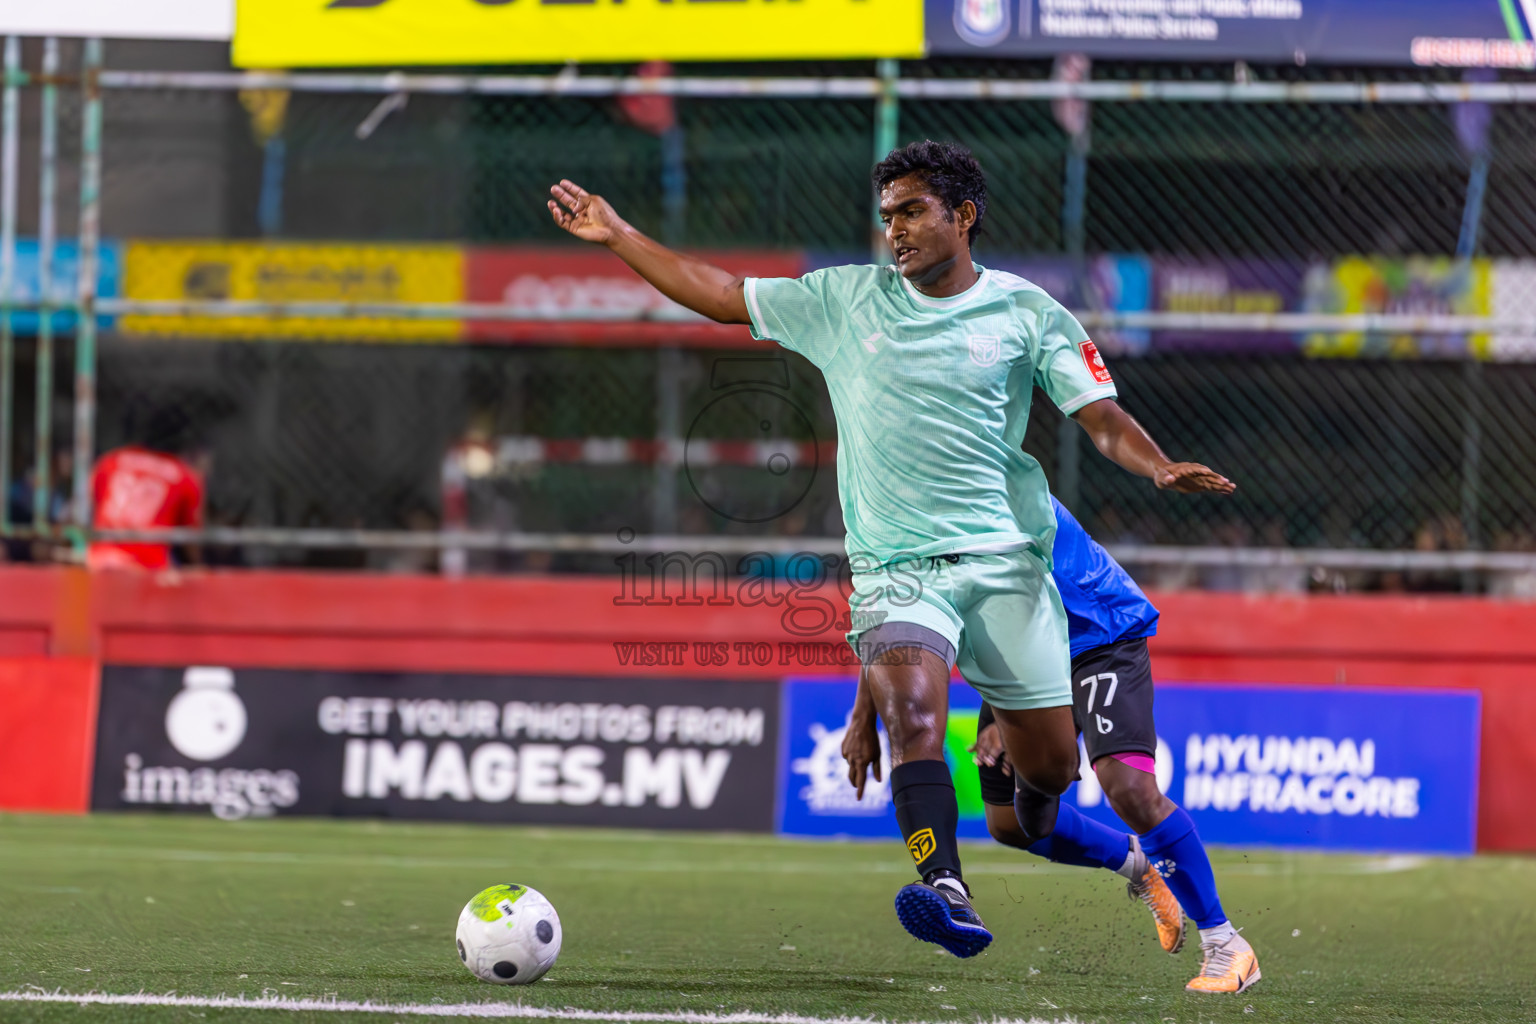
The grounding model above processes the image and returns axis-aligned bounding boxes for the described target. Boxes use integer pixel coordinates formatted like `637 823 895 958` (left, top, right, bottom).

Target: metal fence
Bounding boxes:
4 40 1536 592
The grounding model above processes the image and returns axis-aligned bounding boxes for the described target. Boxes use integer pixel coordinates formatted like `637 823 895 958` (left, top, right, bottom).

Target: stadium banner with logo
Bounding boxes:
233 0 924 68
778 678 1480 854
1301 256 1491 360
91 666 780 831
3 240 121 335
0 0 233 40
932 0 1532 67
121 241 463 342
1151 258 1304 355
466 248 801 348
779 678 994 840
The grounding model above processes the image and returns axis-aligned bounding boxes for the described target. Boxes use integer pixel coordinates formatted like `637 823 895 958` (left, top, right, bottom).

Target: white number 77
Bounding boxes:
1077 671 1119 713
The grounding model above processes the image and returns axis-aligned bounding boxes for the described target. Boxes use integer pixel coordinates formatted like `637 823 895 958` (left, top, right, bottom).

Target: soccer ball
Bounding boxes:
455 883 563 984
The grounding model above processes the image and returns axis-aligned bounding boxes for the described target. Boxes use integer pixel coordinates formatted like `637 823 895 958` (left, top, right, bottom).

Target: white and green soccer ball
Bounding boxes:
455 883 563 985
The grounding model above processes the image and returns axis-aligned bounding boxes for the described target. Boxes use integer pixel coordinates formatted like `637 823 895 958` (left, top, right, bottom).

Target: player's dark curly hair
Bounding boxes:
872 140 987 244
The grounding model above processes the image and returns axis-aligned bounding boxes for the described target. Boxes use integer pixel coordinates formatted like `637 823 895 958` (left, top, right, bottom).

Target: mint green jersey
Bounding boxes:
745 264 1117 566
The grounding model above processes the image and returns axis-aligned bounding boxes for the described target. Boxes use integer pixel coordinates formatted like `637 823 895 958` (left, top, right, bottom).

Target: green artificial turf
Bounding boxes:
0 813 1532 1024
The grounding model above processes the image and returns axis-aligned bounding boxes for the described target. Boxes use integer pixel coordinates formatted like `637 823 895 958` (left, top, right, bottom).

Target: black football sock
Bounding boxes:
891 759 963 885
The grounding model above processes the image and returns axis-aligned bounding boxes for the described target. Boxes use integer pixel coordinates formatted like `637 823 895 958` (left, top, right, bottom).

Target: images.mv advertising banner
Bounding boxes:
93 667 780 832
779 679 1480 854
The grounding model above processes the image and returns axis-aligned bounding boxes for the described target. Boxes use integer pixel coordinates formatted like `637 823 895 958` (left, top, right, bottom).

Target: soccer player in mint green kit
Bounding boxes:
547 140 1233 960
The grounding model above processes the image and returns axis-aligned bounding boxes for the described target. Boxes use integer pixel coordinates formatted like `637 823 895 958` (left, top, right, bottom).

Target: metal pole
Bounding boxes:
72 38 103 536
870 58 898 265
90 69 1536 104
651 346 680 536
1454 86 1488 592
1456 152 1490 260
76 298 1535 336
34 38 58 531
0 37 18 537
1461 360 1483 593
652 128 688 537
1058 126 1088 515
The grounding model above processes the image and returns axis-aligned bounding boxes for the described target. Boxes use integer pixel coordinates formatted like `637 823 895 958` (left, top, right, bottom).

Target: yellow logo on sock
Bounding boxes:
906 828 936 865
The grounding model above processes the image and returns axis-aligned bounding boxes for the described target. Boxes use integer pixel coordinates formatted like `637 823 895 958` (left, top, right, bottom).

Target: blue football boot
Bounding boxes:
894 877 993 958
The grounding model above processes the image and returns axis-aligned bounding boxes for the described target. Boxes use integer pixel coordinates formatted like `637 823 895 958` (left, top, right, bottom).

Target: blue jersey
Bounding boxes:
1050 496 1159 658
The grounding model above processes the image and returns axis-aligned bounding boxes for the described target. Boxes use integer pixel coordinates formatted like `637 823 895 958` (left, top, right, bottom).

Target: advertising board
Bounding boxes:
92 667 780 831
2 240 120 335
779 678 993 840
0 1 233 40
1302 256 1491 359
930 0 1531 67
1151 258 1303 354
234 0 924 68
779 678 1480 854
466 248 799 348
120 241 462 342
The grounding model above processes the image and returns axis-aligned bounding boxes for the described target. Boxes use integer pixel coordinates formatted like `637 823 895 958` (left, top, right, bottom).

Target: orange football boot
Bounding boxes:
1185 932 1261 994
1127 862 1186 954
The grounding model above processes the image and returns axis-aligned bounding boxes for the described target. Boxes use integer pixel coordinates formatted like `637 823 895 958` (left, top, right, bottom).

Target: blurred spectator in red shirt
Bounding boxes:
89 412 206 572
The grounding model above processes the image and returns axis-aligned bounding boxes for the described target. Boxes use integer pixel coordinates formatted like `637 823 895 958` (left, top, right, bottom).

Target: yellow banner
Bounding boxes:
122 241 463 342
233 0 925 67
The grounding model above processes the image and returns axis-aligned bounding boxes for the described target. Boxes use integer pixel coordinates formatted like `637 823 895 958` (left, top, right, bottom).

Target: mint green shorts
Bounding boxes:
844 549 1073 711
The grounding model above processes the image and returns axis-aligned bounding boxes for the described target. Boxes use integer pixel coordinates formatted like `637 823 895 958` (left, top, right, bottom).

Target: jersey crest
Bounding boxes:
968 334 1001 368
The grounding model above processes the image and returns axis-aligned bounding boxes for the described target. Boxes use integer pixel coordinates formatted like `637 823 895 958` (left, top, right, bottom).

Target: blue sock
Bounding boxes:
1138 807 1227 929
1024 803 1131 872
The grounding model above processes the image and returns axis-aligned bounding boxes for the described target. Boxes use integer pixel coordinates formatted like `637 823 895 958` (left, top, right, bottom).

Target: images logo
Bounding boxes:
120 666 301 820
165 666 247 761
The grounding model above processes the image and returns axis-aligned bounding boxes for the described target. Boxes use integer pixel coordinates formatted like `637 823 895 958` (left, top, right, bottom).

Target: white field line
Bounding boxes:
0 991 1073 1024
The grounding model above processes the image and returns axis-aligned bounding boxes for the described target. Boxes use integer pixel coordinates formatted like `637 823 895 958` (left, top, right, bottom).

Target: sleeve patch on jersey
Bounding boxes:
1080 340 1113 384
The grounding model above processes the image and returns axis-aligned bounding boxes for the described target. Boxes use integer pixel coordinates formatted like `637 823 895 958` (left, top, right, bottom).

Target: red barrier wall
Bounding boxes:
0 567 1530 849
0 657 98 813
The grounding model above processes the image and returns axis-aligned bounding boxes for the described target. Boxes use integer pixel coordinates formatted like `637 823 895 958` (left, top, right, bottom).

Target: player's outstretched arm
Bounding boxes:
1071 398 1236 495
547 179 750 324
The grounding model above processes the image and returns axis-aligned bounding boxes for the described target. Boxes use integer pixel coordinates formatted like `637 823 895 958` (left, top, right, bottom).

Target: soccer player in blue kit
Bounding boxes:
844 497 1261 994
548 140 1233 967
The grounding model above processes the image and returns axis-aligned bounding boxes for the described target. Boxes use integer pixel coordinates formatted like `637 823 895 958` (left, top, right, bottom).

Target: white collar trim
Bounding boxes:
899 266 991 309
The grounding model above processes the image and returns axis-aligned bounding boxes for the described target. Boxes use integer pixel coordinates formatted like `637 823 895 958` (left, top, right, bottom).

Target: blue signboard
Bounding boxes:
778 678 1480 854
779 677 992 840
1109 684 1481 854
1 240 121 334
930 0 1528 66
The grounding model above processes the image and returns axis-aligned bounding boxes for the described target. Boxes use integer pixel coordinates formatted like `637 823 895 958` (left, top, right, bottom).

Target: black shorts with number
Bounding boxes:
976 636 1157 806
